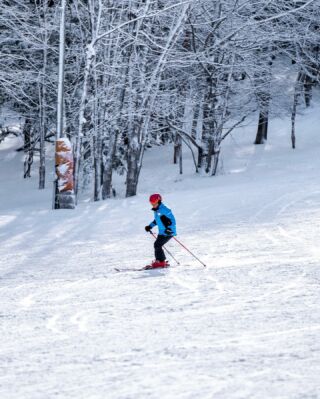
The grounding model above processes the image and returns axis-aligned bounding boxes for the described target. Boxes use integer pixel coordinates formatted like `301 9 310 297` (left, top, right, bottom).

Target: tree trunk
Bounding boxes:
23 118 33 178
291 71 304 149
211 145 220 176
200 82 216 174
93 135 102 201
102 131 118 200
93 65 101 202
74 44 95 200
126 147 140 197
173 133 181 164
39 92 46 188
253 50 272 145
254 110 269 144
197 147 204 170
39 8 48 189
205 139 214 174
178 135 183 174
304 74 313 107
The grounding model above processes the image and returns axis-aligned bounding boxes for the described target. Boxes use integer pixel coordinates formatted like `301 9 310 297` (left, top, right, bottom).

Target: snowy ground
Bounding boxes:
1 107 320 398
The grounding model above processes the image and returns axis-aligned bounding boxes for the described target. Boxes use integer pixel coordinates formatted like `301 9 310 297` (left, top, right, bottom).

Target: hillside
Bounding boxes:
1 104 320 399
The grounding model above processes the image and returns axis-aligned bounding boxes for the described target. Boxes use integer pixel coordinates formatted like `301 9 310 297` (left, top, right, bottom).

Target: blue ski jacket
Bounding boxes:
148 203 177 236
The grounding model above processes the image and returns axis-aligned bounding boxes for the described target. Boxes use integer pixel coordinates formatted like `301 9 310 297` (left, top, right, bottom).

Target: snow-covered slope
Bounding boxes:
1 106 320 399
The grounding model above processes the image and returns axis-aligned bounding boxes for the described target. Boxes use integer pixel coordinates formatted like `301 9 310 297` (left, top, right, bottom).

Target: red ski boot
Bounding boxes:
145 260 170 270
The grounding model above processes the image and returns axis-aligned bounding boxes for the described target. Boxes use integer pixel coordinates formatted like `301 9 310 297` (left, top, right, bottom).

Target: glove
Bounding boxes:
164 227 173 236
145 225 152 232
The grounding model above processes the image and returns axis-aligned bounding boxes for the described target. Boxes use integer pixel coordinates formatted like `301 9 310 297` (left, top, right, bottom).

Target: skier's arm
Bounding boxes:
149 219 157 228
160 212 175 228
145 219 157 232
160 209 176 235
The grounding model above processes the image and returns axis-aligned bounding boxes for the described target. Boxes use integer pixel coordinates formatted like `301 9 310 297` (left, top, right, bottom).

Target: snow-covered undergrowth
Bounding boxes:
1 106 320 398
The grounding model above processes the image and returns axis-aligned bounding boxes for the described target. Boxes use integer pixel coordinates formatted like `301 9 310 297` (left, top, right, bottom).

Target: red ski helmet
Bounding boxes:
149 193 162 204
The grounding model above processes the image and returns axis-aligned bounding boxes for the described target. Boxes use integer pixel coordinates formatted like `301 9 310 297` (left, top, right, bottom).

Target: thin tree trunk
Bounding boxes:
173 134 183 173
93 61 101 202
173 133 181 164
179 136 183 175
291 71 304 149
23 118 33 178
93 135 102 201
200 82 215 173
39 4 48 189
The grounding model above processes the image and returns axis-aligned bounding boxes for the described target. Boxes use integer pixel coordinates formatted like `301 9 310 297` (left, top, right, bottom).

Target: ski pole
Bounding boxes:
173 237 206 268
150 231 180 265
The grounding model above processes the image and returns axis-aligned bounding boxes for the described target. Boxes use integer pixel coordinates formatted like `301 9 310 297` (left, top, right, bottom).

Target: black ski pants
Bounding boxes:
154 235 172 261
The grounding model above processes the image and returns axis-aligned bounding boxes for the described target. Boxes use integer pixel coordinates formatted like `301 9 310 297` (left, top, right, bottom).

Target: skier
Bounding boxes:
145 193 177 268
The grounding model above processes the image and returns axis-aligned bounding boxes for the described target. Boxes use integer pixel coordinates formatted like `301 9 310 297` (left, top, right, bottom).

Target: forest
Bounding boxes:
0 0 319 208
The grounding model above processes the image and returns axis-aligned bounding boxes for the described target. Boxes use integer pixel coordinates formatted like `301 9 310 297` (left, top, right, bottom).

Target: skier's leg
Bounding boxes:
154 235 172 261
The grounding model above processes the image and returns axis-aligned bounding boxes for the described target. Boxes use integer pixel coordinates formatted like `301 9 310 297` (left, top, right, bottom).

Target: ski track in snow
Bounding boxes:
1 124 320 398
1 197 320 399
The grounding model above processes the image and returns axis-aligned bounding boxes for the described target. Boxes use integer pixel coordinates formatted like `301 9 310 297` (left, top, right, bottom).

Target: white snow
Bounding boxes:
1 104 320 398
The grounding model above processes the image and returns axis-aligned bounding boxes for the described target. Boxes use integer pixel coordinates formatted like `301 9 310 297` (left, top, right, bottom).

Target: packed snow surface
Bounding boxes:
1 108 320 398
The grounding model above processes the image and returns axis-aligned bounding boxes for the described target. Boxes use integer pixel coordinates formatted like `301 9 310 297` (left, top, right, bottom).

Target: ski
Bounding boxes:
114 265 170 273
114 267 147 272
